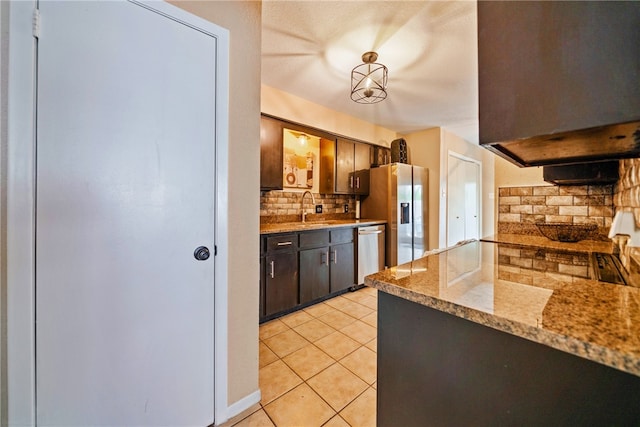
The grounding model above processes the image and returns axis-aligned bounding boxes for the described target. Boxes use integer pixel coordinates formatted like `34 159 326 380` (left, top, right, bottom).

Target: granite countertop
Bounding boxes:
364 239 640 377
482 233 615 254
260 218 386 235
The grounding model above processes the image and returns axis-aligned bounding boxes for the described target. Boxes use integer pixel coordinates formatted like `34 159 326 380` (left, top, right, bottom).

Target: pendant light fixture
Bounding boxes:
351 51 388 104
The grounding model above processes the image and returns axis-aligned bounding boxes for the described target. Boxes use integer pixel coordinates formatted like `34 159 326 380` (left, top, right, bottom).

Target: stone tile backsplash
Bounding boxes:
260 191 356 221
498 185 614 239
614 159 640 221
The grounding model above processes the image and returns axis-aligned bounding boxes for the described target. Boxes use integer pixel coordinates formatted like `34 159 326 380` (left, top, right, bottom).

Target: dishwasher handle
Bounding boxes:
359 230 383 235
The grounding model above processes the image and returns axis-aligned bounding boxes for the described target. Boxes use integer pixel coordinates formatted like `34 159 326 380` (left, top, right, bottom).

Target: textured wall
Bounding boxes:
614 159 640 221
260 191 356 219
497 185 614 239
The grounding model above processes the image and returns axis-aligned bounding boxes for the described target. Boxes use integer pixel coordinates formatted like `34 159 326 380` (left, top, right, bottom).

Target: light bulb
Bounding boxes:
364 77 374 97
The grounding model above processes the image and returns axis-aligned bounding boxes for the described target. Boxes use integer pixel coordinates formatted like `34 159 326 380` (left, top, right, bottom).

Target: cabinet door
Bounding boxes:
299 247 330 304
353 142 371 195
335 139 355 193
330 242 355 293
260 115 284 190
265 251 298 316
354 142 371 171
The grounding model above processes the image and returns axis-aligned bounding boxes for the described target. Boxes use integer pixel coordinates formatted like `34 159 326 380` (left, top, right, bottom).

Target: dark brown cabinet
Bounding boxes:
260 115 284 190
478 1 640 167
299 231 331 305
260 227 357 322
329 242 354 293
321 138 371 195
299 228 355 303
263 234 298 317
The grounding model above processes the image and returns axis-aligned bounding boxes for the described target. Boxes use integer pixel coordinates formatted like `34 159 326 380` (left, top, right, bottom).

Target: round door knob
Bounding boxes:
194 246 210 261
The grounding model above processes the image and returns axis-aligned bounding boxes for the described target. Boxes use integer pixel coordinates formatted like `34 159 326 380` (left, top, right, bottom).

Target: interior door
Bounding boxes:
447 154 480 246
464 160 480 240
447 155 466 246
36 2 216 426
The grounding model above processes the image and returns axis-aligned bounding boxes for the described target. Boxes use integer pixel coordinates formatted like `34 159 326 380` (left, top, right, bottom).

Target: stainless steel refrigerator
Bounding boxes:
361 163 428 267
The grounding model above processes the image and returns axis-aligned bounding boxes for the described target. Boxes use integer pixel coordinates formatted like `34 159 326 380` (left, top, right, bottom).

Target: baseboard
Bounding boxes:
217 389 261 426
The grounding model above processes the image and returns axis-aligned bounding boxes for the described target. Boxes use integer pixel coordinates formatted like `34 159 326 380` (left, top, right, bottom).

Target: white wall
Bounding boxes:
404 128 441 250
262 84 398 147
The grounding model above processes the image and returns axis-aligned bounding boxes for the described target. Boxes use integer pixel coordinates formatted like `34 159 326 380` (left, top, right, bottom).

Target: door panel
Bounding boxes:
265 252 299 315
336 139 355 193
464 161 480 240
36 2 216 425
412 166 428 259
395 164 413 265
299 247 330 304
330 242 355 293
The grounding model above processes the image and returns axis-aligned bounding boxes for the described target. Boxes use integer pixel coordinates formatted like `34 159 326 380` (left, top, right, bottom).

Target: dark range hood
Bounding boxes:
478 1 640 170
482 120 640 168
542 161 619 186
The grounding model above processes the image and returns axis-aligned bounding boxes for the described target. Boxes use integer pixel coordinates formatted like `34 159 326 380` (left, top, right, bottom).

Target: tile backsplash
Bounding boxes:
614 159 640 220
498 184 614 239
260 191 356 222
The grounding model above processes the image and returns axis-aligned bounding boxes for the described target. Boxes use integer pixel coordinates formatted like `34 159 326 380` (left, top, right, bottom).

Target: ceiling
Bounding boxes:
261 0 479 143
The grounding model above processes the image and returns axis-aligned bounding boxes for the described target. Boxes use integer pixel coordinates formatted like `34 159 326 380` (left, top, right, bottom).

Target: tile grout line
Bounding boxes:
254 289 378 427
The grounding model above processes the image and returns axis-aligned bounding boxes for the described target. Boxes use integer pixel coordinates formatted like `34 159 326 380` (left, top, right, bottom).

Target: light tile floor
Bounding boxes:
222 286 378 427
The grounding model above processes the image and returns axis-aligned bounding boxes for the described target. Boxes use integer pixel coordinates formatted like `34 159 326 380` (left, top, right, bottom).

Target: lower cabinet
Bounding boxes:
329 242 354 293
263 234 298 317
260 227 356 322
299 246 330 305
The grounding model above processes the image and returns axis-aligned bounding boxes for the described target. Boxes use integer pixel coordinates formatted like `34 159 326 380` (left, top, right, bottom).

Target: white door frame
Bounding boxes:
446 150 482 246
6 1 230 424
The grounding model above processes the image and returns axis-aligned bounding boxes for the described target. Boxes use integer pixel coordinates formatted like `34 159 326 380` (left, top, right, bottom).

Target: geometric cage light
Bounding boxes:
350 51 388 104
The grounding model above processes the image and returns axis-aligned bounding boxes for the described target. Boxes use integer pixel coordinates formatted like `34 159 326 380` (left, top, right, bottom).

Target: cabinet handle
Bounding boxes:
349 176 354 189
276 241 293 246
356 176 360 189
332 249 338 264
270 260 275 278
321 252 328 264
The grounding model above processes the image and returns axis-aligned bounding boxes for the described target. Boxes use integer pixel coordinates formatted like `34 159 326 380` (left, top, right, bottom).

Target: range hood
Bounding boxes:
482 120 640 168
542 161 619 186
478 1 640 168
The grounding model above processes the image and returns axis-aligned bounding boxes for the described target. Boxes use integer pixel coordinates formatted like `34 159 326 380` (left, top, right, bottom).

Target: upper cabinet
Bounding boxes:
260 115 285 190
320 138 371 195
478 1 640 167
260 114 334 191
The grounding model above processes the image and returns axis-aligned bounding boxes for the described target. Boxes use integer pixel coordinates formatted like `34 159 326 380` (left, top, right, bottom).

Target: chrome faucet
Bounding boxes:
301 191 316 222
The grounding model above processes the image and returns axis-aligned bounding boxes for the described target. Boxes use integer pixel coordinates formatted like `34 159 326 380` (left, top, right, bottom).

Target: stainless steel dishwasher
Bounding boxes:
357 225 386 284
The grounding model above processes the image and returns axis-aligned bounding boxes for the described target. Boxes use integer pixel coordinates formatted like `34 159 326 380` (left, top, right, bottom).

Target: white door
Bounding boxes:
447 153 480 246
463 160 480 241
36 2 217 426
447 155 466 246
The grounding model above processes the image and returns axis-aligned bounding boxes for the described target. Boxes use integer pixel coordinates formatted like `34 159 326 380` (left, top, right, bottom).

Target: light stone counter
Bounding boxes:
260 218 386 235
365 239 640 376
481 232 615 254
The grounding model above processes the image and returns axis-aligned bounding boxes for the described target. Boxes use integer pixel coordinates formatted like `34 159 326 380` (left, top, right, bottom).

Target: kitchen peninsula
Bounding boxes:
365 239 640 426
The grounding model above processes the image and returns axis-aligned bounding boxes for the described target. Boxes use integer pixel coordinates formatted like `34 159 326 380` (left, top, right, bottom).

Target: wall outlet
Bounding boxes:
315 204 323 214
344 204 349 213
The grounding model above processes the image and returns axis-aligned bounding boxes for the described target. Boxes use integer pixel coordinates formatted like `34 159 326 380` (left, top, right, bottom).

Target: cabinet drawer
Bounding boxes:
299 230 330 249
266 234 297 252
331 228 354 244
